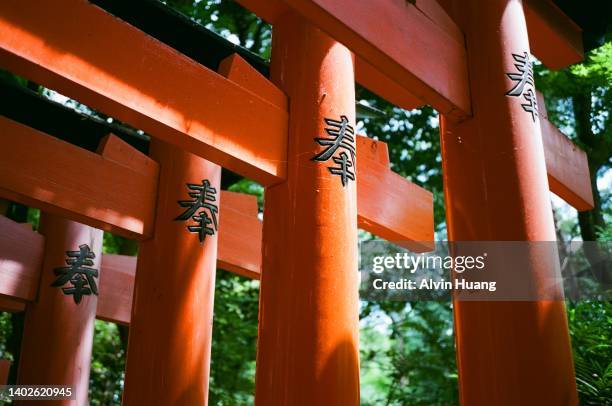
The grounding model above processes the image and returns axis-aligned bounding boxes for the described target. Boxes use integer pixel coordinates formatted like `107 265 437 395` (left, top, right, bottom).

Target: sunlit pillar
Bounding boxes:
440 0 578 404
122 140 221 405
255 11 360 405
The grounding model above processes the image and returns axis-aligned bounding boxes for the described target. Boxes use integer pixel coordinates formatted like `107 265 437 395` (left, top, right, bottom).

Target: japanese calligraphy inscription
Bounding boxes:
505 51 538 122
312 115 356 187
52 244 99 304
175 179 219 243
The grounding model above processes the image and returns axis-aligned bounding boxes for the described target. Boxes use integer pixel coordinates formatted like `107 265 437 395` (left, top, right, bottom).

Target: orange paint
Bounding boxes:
0 0 287 185
537 92 593 211
217 52 435 249
356 136 434 251
440 0 578 404
0 296 25 313
96 254 136 326
17 214 103 405
216 191 262 279
237 0 470 118
0 192 263 325
524 0 583 69
0 118 158 239
255 12 359 405
0 215 44 301
218 53 288 111
122 140 220 405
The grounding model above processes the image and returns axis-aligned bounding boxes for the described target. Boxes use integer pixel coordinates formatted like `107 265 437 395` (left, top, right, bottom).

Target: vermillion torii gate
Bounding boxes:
0 0 596 405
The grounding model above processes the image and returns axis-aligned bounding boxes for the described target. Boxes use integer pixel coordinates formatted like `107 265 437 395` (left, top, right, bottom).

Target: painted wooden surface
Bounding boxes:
0 295 25 312
96 254 136 326
524 0 583 69
440 0 578 404
237 0 470 119
0 216 43 302
0 118 158 239
255 13 360 404
122 141 220 405
438 0 583 70
0 0 288 186
0 359 10 385
18 215 103 405
537 91 593 211
217 191 262 279
221 53 435 247
357 136 434 251
0 193 263 324
218 54 287 111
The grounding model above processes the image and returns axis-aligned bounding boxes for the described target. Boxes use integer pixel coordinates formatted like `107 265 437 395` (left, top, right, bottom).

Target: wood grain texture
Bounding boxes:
0 0 288 185
217 191 262 279
0 118 157 239
96 254 136 325
0 215 44 301
538 93 593 210
524 0 583 70
218 51 435 249
357 136 434 252
218 53 288 111
237 0 470 118
17 215 103 405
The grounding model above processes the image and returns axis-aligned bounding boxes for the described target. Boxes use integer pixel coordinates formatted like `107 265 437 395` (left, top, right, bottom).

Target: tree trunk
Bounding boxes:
572 91 611 288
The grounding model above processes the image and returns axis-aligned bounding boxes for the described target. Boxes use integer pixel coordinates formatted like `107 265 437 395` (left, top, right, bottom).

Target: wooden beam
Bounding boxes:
524 0 583 69
0 216 43 301
96 254 136 326
17 215 103 404
218 53 287 111
440 1 578 402
0 117 158 239
537 92 593 210
217 191 262 279
221 54 435 247
0 0 288 186
236 0 470 118
357 136 434 252
0 296 25 312
440 0 582 70
0 193 263 324
355 60 424 111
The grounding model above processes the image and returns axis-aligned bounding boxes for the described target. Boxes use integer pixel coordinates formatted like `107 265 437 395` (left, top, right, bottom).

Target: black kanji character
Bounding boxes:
175 179 219 243
505 51 539 121
312 115 356 187
187 210 216 243
52 244 98 304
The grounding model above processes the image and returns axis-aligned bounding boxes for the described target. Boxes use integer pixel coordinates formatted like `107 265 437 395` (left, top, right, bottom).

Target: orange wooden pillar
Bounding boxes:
17 214 103 405
255 11 360 405
440 0 578 404
122 140 220 405
0 359 10 385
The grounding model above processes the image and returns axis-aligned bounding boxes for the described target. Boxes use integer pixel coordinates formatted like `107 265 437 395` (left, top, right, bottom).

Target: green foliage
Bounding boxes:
209 271 259 405
164 0 271 58
0 3 608 406
228 178 264 210
357 96 446 231
535 37 611 171
567 301 612 405
0 313 12 360
360 302 458 405
89 321 125 406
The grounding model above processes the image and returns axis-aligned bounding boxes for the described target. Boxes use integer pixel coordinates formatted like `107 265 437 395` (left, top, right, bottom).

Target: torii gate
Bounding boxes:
0 0 595 405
